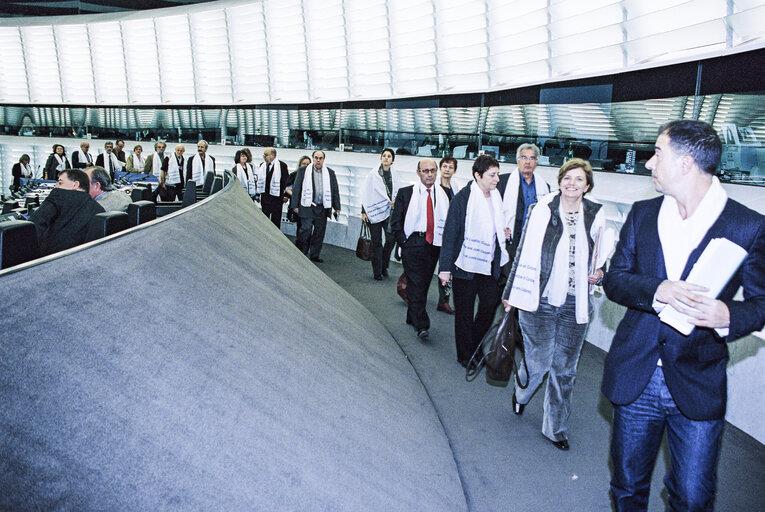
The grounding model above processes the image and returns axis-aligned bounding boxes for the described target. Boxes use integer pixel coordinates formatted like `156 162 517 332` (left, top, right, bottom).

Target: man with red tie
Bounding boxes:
390 158 450 339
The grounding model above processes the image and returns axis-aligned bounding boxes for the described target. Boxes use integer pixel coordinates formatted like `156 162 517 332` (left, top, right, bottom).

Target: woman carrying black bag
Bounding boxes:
438 155 511 370
360 148 398 280
501 159 609 451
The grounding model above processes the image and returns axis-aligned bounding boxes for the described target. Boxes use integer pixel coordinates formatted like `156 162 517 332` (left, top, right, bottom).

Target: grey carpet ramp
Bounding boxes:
0 182 467 511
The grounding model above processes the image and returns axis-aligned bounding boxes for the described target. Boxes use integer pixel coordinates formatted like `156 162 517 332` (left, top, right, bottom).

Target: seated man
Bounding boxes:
85 166 132 212
29 169 105 256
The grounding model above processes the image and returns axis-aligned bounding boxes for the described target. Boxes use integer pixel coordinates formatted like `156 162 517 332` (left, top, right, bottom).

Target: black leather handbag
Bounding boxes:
355 222 373 261
466 308 528 388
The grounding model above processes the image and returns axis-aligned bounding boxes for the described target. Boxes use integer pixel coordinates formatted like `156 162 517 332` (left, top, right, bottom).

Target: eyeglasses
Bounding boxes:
419 168 437 173
519 155 538 161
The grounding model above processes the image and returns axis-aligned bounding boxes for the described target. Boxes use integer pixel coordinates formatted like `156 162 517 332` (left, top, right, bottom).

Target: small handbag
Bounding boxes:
396 272 408 303
466 307 528 388
355 222 373 261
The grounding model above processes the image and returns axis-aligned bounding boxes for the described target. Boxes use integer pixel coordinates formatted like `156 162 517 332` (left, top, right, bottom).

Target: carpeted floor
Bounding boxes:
314 241 765 512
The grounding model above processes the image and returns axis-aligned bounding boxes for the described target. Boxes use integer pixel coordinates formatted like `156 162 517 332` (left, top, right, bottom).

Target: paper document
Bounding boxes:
659 238 748 335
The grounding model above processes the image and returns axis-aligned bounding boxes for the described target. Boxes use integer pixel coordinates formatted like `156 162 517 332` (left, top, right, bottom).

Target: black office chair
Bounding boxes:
85 211 130 242
182 181 197 208
201 172 216 195
2 200 17 214
0 220 40 269
210 176 223 194
127 200 156 226
130 186 152 202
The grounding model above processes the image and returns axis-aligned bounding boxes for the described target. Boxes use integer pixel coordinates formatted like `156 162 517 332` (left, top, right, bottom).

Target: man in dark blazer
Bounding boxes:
289 150 341 262
95 141 124 181
258 147 290 228
390 158 448 339
602 120 765 511
29 168 105 256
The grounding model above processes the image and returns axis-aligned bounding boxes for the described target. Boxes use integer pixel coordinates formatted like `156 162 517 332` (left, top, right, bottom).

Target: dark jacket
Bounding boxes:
43 154 71 181
438 185 506 281
602 196 765 420
71 151 93 169
261 160 290 199
502 193 601 302
288 166 341 217
29 188 105 256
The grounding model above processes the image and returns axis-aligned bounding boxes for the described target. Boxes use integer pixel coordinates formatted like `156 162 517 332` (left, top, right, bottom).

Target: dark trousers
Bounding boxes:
369 218 395 277
261 195 283 228
296 205 328 259
401 235 440 330
162 184 183 202
452 274 502 362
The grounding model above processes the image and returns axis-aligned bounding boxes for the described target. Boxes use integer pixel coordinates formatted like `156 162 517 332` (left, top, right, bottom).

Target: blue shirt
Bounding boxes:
520 173 538 225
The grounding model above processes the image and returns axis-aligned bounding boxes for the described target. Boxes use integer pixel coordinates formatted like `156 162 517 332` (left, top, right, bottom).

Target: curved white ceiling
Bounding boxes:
0 0 763 105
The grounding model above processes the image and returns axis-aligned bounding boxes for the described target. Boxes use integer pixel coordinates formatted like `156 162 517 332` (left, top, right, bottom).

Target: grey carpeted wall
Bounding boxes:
0 182 467 511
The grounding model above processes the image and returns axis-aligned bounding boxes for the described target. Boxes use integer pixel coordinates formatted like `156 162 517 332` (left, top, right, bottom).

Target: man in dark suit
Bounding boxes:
602 120 765 511
289 150 341 262
71 141 94 169
95 141 124 181
390 158 449 339
29 168 105 256
258 147 290 228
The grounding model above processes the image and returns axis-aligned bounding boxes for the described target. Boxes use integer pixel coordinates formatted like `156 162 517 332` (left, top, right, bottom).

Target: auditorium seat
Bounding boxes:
0 219 40 269
210 176 223 194
181 182 197 207
85 211 130 242
2 200 16 214
201 172 215 195
130 186 152 202
127 200 156 226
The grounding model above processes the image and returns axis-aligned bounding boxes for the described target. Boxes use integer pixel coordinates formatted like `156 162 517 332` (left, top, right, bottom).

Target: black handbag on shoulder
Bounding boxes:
355 222 373 261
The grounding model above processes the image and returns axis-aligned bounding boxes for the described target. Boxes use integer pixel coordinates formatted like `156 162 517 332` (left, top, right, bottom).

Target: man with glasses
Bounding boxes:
289 150 341 262
257 147 290 228
390 158 450 339
499 143 551 259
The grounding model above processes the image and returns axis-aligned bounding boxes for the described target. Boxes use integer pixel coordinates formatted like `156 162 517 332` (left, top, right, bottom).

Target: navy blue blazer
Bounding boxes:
602 196 765 420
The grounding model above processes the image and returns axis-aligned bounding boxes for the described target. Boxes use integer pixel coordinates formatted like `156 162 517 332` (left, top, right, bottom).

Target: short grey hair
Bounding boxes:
88 166 112 191
516 143 540 161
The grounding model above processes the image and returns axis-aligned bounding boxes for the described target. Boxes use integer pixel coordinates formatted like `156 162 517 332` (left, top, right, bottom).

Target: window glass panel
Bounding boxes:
190 9 232 104
155 15 195 103
56 24 95 105
0 27 29 103
228 2 269 103
122 18 160 104
265 0 308 102
88 21 128 104
21 25 62 103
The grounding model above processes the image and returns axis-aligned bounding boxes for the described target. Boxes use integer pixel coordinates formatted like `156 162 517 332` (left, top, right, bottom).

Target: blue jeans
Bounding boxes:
516 295 589 442
610 366 724 512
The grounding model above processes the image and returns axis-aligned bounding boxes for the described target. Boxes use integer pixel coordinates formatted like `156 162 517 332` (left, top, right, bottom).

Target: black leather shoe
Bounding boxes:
374 275 383 280
417 328 429 339
512 393 525 415
310 257 324 263
458 358 469 368
551 439 570 451
381 268 389 277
